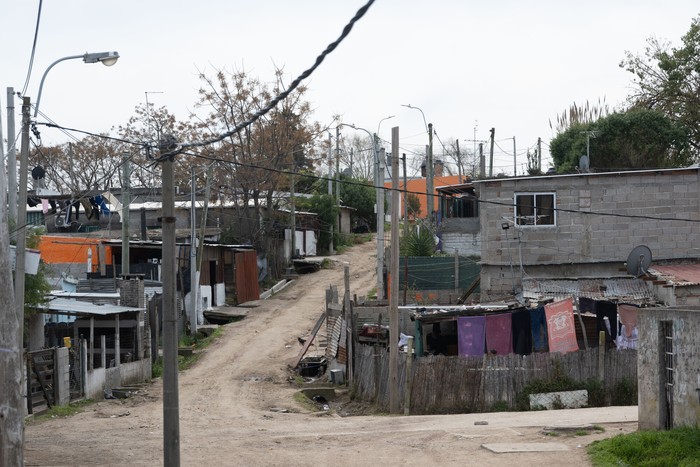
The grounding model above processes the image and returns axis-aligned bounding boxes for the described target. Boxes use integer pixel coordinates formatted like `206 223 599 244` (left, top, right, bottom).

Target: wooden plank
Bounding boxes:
293 311 326 369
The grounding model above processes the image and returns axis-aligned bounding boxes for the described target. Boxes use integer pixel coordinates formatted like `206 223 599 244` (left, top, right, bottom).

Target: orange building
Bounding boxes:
38 236 113 273
385 173 468 219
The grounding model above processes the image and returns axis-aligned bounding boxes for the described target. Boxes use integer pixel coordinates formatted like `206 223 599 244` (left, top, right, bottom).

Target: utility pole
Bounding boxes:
479 143 485 178
489 127 495 177
402 153 408 238
121 152 130 275
15 97 30 352
537 137 542 171
190 167 197 334
290 166 296 262
512 136 517 177
335 126 341 240
389 126 400 414
426 123 434 221
376 145 385 301
0 92 22 467
456 139 462 180
159 140 180 466
328 133 334 254
6 88 17 223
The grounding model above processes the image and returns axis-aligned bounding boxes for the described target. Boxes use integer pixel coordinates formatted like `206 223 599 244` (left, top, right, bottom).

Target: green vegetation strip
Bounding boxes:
588 427 700 467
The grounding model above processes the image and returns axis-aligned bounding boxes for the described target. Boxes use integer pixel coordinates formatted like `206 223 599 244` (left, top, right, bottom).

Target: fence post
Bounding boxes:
404 337 414 415
454 249 459 297
101 334 107 369
598 331 606 382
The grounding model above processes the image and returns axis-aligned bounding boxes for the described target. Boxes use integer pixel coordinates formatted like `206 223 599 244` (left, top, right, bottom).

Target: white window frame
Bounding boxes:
514 192 556 227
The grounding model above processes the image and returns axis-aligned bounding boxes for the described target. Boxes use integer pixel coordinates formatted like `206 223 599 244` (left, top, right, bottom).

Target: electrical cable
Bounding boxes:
159 0 376 158
21 0 43 96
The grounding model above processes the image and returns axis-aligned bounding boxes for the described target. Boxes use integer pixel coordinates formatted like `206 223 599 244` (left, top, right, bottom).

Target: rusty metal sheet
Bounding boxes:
522 278 656 305
649 265 700 287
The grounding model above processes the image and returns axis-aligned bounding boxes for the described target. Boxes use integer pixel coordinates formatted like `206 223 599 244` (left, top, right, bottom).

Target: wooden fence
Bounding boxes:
353 345 638 414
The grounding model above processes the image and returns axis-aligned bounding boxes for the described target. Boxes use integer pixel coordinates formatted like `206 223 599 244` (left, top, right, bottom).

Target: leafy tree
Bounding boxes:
620 15 700 159
339 174 376 231
296 194 337 254
550 109 690 172
406 193 421 220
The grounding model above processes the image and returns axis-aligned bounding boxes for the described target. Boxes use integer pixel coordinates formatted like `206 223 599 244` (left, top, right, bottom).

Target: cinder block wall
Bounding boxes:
478 170 700 300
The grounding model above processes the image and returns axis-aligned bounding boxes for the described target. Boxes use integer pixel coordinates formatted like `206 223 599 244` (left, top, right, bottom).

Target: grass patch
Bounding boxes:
293 391 317 411
29 399 94 423
152 327 225 378
588 426 700 466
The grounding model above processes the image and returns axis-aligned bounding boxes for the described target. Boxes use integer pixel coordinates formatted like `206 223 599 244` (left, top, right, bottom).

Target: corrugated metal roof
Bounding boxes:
649 265 700 287
41 297 144 315
522 278 656 305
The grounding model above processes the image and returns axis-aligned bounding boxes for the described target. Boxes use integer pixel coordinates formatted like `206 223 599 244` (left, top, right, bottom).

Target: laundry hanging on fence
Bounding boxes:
457 316 486 356
511 309 532 356
545 297 579 354
485 313 513 355
530 306 548 352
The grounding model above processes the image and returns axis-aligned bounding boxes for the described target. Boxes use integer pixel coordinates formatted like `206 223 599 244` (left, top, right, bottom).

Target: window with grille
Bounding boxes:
514 192 555 226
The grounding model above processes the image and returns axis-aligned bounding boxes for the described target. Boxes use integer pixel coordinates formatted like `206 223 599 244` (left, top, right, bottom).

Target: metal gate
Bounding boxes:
661 320 674 429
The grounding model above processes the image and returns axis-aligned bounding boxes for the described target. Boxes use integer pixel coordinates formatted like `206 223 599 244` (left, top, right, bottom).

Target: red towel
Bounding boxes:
618 304 639 338
545 297 579 354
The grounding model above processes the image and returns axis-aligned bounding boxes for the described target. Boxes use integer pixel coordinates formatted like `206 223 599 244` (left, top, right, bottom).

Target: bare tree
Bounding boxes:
194 67 320 248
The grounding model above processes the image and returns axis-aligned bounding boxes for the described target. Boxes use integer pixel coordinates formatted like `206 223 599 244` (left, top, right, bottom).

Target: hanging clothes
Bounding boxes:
530 307 548 352
511 309 532 356
545 297 579 354
578 296 596 313
485 313 513 355
457 316 486 357
596 300 618 345
616 304 639 350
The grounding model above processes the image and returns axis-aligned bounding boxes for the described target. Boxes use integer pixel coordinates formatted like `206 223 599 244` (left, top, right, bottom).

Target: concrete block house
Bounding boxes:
474 167 700 302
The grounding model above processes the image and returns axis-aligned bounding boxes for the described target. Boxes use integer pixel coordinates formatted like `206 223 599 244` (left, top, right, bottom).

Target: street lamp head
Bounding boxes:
83 51 120 66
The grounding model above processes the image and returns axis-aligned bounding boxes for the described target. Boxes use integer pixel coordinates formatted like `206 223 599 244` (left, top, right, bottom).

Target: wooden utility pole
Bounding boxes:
376 146 386 301
0 92 23 467
389 126 400 414
344 265 353 386
512 136 517 176
426 123 434 221
537 137 542 172
121 152 130 275
479 143 485 178
6 87 17 224
328 133 334 254
489 127 495 177
456 139 462 180
15 97 30 349
190 166 198 334
402 153 408 238
160 141 180 466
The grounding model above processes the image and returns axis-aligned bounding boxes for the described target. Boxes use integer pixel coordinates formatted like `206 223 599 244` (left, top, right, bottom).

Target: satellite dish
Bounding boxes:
626 245 652 277
579 155 590 173
31 165 46 180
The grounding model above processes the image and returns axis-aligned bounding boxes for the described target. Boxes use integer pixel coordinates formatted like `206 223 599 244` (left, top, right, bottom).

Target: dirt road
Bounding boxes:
24 238 637 466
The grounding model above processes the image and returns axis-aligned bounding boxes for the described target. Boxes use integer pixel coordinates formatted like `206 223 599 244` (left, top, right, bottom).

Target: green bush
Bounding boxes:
611 378 638 406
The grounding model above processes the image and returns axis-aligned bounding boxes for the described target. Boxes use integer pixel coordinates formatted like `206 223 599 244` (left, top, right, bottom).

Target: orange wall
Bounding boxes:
386 175 466 218
38 236 112 269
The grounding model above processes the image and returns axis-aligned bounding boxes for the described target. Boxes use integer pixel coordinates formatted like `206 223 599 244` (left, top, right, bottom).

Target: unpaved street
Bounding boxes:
24 238 637 466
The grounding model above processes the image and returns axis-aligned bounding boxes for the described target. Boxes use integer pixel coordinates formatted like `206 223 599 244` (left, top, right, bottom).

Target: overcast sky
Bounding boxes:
2 1 698 176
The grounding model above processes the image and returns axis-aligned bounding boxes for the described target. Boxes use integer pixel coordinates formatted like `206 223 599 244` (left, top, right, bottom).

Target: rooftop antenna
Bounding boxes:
626 245 652 277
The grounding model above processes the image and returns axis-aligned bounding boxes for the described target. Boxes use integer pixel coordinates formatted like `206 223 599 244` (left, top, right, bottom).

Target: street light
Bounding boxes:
337 121 387 301
402 104 434 220
34 51 120 117
18 50 120 342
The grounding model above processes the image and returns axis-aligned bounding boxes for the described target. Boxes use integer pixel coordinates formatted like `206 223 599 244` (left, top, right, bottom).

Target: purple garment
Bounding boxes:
485 313 513 355
457 316 486 356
